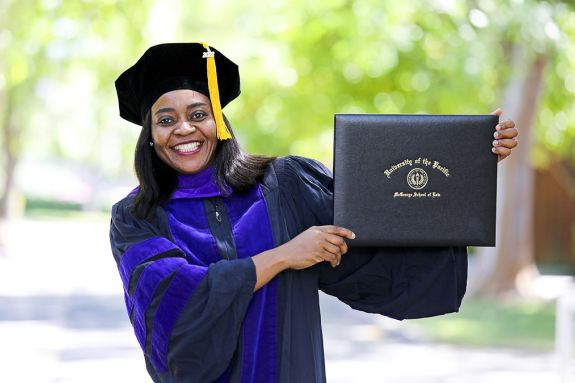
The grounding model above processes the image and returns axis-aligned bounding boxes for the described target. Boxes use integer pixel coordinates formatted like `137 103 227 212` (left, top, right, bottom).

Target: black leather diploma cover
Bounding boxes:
333 114 498 247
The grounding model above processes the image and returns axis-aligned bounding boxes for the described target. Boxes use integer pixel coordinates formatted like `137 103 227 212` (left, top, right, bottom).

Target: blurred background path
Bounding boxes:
1 218 573 383
2 1 575 381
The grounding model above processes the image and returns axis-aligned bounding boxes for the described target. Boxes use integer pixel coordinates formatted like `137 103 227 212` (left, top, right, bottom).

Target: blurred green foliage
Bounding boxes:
0 0 574 177
25 198 83 212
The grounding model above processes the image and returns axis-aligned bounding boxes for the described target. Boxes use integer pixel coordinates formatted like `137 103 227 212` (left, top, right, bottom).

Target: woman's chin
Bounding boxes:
173 161 210 175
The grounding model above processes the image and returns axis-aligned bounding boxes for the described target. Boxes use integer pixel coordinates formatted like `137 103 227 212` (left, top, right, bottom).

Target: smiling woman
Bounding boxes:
110 42 518 383
116 43 276 219
150 90 218 175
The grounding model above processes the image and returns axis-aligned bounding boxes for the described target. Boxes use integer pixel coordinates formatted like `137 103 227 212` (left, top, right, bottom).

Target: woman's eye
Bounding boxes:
158 117 174 125
190 112 207 120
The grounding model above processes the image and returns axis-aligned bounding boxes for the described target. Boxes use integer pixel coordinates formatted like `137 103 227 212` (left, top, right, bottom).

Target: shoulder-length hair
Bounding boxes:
131 113 275 218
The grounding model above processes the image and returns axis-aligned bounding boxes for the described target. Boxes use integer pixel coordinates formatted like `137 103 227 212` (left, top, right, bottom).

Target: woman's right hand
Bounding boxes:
251 225 355 291
277 225 355 269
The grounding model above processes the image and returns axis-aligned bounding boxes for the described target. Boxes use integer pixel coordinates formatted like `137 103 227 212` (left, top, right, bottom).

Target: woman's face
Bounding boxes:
150 89 217 175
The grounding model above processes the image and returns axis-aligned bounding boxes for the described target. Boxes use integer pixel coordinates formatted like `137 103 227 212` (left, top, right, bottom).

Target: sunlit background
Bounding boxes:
1 0 575 382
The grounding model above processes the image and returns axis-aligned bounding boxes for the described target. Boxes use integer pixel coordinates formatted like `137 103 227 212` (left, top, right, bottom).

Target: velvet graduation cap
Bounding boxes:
115 42 240 140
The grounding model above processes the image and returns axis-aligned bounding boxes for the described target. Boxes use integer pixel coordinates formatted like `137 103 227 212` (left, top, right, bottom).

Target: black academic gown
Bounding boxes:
110 155 467 383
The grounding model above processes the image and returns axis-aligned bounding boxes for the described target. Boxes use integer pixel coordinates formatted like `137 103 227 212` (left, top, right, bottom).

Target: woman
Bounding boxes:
110 42 518 383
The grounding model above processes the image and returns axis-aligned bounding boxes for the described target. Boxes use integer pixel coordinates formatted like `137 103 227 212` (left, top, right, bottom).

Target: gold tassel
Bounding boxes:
201 42 232 140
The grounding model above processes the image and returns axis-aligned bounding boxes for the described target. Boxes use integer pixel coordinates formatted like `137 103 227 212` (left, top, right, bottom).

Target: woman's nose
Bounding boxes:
176 121 197 134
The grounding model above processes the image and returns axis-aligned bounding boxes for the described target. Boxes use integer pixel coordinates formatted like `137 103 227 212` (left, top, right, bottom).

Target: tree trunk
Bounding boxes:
469 48 547 297
0 150 16 218
0 93 17 219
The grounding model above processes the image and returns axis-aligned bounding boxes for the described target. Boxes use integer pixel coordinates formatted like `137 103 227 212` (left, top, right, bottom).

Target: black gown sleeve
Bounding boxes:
276 155 467 320
110 197 256 382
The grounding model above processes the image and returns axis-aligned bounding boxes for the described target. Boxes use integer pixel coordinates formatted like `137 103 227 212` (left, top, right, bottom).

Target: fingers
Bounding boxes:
496 119 516 130
325 234 349 255
493 147 512 162
292 225 355 269
322 240 341 255
320 225 356 240
314 225 354 267
490 114 518 162
492 138 518 150
320 242 342 267
307 247 339 268
321 226 353 267
494 120 518 139
491 109 519 137
324 235 348 267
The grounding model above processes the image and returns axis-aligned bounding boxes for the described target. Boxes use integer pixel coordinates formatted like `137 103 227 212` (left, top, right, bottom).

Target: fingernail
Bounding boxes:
496 124 501 130
494 132 500 138
493 140 499 146
492 147 497 153
351 232 356 239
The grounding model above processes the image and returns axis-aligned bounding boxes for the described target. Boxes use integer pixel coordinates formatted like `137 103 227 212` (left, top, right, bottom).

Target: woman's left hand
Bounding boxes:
491 108 518 162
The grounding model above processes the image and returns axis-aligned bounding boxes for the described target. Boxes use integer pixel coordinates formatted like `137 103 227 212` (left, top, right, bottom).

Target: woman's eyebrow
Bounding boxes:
154 102 207 116
154 107 175 116
187 102 207 109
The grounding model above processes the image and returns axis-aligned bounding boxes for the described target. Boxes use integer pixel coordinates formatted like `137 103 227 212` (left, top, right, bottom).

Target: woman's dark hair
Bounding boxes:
131 113 276 218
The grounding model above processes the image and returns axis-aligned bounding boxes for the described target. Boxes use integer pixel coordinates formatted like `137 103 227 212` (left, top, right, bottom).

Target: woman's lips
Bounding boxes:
172 141 202 155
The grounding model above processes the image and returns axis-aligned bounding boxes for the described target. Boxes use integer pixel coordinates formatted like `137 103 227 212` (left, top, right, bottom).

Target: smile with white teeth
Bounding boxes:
173 141 201 153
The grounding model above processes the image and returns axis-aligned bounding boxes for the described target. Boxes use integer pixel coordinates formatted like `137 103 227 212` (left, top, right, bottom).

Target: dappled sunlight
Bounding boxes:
1 0 574 381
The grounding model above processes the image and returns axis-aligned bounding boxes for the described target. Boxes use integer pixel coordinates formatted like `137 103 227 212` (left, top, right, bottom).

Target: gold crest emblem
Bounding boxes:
407 168 428 190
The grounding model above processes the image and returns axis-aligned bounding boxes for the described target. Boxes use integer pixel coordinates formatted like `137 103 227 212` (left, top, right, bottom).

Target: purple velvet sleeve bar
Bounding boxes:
132 258 188 349
150 264 208 372
119 236 180 288
165 257 257 382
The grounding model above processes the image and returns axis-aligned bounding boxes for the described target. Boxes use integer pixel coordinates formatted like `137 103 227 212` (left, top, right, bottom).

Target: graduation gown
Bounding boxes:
109 155 467 383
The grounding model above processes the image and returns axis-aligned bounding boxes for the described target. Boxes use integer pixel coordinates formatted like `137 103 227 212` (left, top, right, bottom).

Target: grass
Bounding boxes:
23 198 110 221
411 298 557 351
24 208 110 221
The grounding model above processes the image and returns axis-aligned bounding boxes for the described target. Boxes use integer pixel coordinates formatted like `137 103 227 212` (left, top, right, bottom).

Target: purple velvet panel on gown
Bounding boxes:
165 167 278 382
223 183 278 383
